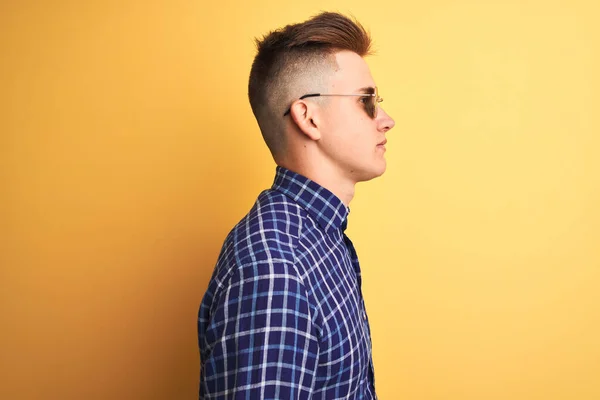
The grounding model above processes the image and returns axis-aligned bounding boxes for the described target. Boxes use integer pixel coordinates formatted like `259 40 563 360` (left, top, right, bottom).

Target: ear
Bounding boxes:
289 100 322 141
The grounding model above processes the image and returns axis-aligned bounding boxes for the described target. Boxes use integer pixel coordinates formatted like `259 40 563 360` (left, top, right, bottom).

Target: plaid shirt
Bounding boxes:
198 166 376 399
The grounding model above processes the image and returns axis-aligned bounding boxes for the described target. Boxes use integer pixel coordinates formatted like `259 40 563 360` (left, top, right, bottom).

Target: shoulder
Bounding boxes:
209 189 307 284
228 189 306 264
200 189 324 332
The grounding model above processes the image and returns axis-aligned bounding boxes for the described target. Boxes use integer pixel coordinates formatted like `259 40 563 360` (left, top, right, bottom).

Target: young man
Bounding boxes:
198 12 395 399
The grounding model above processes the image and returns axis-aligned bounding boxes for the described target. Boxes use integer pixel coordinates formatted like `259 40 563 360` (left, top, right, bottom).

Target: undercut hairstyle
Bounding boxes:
248 12 373 157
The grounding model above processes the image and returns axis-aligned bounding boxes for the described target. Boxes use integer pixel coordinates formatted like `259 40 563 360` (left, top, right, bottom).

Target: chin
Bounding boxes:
356 162 387 182
372 158 387 178
371 166 387 180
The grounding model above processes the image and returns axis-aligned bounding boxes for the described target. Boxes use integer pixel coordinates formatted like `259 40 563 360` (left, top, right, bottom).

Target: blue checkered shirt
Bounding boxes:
198 166 376 399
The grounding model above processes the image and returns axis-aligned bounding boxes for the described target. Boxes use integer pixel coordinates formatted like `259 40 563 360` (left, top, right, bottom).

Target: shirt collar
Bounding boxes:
272 166 349 232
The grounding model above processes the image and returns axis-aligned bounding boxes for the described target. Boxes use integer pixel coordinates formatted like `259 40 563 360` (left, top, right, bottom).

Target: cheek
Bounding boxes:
320 107 374 153
334 110 370 133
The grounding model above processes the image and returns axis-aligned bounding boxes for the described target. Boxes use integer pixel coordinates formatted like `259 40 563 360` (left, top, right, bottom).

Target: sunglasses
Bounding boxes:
283 86 383 119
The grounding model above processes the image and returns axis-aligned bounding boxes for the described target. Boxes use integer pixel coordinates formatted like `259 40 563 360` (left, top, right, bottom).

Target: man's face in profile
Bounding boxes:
316 50 396 183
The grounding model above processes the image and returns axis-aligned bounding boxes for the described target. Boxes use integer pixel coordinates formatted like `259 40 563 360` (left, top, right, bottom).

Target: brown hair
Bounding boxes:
248 12 373 157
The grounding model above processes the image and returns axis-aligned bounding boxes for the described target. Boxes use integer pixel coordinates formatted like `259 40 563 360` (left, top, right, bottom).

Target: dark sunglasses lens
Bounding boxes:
366 96 376 118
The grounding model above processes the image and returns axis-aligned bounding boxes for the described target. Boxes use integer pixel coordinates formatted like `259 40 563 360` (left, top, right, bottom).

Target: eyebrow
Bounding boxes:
355 86 376 94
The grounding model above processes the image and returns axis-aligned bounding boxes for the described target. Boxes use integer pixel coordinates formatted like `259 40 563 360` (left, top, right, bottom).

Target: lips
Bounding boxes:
377 139 387 146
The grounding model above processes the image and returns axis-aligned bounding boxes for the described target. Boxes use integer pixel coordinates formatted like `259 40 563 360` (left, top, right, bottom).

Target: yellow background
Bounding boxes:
1 0 599 399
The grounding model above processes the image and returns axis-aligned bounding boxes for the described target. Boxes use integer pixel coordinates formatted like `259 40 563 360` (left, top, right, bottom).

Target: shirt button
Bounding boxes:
363 311 367 320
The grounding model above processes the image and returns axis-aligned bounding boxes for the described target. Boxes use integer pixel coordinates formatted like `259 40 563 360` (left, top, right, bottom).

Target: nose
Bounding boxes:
377 107 395 132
